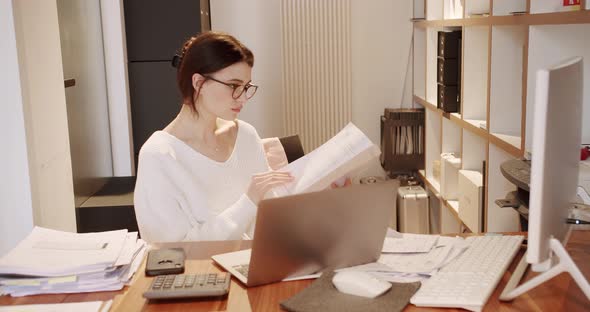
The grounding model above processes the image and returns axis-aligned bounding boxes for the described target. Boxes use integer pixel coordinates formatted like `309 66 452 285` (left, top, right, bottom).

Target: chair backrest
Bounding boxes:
279 135 305 163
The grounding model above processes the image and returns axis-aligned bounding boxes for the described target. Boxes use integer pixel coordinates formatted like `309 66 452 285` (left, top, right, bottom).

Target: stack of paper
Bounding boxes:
0 227 146 297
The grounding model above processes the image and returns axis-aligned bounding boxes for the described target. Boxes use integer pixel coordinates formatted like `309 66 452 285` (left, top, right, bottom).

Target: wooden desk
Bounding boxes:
1 231 589 311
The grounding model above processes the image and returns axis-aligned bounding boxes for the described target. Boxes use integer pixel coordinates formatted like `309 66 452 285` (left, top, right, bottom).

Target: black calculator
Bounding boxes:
143 272 230 300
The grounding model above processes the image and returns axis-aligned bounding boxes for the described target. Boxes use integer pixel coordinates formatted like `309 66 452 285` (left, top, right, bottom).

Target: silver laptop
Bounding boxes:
212 182 398 287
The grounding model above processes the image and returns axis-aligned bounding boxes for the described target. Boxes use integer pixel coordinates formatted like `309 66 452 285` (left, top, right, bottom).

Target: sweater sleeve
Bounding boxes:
134 151 258 243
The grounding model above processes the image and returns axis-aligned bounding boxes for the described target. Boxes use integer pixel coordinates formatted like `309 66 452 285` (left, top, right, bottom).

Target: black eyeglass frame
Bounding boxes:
203 75 258 100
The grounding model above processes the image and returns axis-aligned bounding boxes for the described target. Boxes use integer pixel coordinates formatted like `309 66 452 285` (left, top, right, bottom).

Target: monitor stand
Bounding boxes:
500 237 590 301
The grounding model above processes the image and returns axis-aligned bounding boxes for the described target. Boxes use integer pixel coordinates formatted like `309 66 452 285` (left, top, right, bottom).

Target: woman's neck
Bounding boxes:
165 104 218 144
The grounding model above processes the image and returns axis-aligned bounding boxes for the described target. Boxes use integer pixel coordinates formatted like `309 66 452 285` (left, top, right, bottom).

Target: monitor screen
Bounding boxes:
528 56 583 271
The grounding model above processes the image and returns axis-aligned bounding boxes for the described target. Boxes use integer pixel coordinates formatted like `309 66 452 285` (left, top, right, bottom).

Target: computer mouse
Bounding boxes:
332 271 392 298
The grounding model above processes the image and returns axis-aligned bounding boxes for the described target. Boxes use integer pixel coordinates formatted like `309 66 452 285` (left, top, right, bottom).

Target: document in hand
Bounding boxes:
272 122 381 197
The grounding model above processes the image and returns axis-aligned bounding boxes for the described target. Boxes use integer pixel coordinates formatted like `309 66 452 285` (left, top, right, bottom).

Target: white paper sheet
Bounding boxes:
272 123 381 197
381 235 440 253
0 300 111 312
114 234 146 267
378 236 467 274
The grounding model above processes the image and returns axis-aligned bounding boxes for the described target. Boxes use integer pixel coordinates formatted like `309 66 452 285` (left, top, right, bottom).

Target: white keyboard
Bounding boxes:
411 235 524 312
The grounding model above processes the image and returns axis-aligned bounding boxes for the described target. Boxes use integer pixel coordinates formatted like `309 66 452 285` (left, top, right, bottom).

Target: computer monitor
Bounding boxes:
501 56 590 301
528 56 583 270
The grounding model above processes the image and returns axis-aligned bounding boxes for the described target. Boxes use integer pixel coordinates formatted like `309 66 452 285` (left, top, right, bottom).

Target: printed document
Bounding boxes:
272 122 381 197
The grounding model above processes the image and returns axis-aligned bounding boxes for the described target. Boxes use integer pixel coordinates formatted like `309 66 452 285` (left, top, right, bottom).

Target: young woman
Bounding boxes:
134 31 294 243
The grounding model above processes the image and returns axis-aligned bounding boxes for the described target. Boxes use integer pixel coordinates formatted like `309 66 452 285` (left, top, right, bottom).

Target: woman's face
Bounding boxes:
196 61 253 120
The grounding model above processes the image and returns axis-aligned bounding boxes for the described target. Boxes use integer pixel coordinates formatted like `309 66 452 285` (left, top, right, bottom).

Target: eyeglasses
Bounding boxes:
204 76 258 100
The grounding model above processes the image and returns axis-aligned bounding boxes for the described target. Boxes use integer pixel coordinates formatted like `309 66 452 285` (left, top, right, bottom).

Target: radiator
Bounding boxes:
281 0 352 152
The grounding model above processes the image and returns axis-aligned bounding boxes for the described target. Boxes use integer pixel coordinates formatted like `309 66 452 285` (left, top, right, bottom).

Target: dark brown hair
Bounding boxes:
176 31 254 112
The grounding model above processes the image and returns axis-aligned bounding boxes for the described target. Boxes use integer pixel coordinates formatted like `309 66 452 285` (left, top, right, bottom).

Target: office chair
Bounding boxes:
279 134 305 163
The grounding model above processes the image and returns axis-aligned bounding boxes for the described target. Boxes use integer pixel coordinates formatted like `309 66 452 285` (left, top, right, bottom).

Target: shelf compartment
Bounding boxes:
419 170 466 233
526 24 590 151
413 0 425 19
443 0 463 20
489 25 526 150
425 109 442 184
418 95 523 158
419 169 441 197
442 116 461 154
491 133 520 147
426 187 441 234
427 27 461 107
447 199 459 214
415 95 439 115
440 197 462 233
486 144 521 232
426 0 443 20
414 27 426 99
493 0 527 16
426 27 442 105
462 129 486 172
462 26 489 124
465 0 490 18
464 118 487 131
530 0 583 14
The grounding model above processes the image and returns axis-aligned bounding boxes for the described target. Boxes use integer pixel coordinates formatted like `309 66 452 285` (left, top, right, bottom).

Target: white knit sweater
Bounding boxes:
134 120 270 243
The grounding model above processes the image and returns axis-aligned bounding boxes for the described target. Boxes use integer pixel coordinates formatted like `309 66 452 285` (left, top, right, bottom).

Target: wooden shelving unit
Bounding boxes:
414 10 590 28
412 0 590 234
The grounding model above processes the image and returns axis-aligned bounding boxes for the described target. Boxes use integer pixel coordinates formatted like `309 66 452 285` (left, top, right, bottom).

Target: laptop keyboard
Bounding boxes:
232 264 249 278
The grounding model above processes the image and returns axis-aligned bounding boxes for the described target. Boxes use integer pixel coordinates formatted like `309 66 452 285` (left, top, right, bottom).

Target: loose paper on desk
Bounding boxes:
331 230 468 283
320 230 469 284
378 232 468 274
272 122 381 197
381 235 439 253
0 300 112 312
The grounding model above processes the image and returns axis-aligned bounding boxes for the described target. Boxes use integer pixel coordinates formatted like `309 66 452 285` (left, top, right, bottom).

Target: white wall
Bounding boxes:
351 0 413 144
12 0 76 232
351 0 413 177
211 0 413 179
0 0 34 256
210 0 285 139
526 24 590 151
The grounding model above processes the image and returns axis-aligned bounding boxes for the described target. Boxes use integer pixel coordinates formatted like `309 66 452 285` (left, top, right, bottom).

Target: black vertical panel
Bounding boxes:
124 0 201 61
128 62 181 162
124 0 203 168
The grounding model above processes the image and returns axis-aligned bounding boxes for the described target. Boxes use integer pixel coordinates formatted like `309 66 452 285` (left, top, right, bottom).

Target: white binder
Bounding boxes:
458 170 484 233
440 153 462 200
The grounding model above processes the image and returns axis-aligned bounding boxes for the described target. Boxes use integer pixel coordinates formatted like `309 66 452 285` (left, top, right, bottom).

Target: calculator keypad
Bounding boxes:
143 273 230 300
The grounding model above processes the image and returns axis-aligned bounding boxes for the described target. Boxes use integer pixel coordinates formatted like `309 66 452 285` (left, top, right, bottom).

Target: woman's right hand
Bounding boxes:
246 171 294 204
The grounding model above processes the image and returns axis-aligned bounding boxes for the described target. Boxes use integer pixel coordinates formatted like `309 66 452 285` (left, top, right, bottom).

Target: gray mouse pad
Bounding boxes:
280 271 421 312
